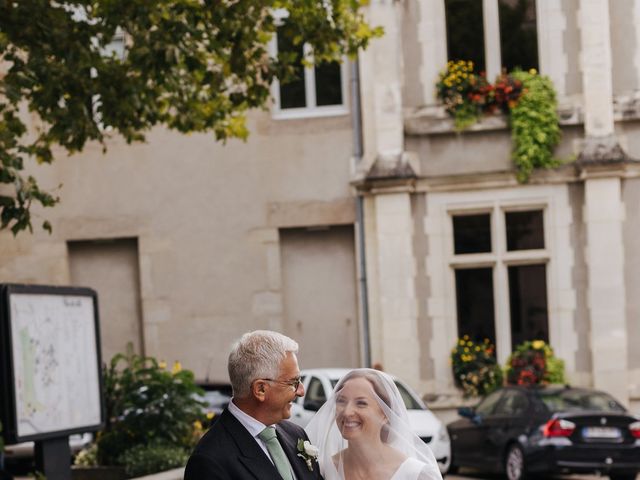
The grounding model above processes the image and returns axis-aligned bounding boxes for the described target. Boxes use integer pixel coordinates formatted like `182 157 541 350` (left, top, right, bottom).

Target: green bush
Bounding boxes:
505 340 566 386
451 336 503 397
118 444 190 478
96 345 205 471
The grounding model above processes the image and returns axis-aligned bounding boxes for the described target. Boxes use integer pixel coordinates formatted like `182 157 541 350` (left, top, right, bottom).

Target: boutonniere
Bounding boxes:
296 438 319 472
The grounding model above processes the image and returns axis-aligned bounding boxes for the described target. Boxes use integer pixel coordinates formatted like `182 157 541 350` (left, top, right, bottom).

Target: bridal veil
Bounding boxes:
305 368 443 480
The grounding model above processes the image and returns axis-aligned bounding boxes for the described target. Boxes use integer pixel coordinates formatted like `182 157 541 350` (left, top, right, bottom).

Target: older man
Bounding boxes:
185 330 323 480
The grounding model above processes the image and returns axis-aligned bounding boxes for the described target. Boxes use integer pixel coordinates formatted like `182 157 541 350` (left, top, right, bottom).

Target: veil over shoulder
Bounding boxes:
305 368 443 480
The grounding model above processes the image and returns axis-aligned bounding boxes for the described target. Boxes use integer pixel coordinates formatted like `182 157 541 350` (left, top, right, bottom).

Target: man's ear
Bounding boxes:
252 379 267 402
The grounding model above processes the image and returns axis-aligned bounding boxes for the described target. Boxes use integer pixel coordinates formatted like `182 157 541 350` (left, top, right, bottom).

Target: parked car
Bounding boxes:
289 368 451 475
195 381 232 425
447 385 640 480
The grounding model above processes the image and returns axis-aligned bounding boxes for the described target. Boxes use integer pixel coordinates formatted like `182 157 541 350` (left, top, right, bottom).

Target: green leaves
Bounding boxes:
98 345 206 468
509 70 561 182
0 0 380 233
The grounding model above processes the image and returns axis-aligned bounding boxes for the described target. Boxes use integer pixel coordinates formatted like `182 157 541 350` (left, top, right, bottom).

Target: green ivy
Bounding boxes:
509 70 562 181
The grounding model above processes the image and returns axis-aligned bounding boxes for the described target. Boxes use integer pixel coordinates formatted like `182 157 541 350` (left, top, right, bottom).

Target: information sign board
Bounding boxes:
0 284 104 443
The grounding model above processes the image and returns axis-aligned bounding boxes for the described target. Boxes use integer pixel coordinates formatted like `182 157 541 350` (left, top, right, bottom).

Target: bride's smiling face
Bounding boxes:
334 377 388 441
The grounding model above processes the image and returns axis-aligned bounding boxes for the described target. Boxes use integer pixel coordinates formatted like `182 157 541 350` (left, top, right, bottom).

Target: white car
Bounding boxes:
290 368 451 475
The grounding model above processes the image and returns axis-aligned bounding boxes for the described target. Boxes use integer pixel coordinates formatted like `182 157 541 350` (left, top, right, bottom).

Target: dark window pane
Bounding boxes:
455 268 496 345
475 389 503 416
508 264 548 349
277 27 306 109
539 390 626 413
315 61 342 106
445 0 486 73
505 210 544 250
495 390 529 415
453 214 492 254
499 0 539 71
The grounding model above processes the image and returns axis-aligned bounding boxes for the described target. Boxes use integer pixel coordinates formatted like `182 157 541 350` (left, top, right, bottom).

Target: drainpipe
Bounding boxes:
350 56 371 368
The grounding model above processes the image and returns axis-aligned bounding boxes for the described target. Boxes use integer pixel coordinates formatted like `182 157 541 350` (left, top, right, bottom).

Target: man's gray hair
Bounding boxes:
228 330 299 398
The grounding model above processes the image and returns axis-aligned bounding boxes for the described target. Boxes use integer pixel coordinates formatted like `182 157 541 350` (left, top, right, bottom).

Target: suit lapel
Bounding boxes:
219 409 282 480
276 424 313 480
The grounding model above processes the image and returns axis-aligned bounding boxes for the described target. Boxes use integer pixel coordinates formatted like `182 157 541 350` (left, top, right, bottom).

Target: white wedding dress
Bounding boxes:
390 457 434 480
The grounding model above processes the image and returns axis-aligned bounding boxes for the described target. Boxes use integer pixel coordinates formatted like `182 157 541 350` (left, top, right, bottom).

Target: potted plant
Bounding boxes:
436 61 561 181
505 339 565 386
73 346 206 479
451 336 503 398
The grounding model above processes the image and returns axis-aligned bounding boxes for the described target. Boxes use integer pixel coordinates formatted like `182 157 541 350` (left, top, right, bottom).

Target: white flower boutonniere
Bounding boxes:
296 438 319 472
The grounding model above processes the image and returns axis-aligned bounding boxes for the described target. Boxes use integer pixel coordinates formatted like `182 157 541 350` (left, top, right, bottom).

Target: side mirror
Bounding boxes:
303 399 325 412
457 406 475 419
458 406 483 424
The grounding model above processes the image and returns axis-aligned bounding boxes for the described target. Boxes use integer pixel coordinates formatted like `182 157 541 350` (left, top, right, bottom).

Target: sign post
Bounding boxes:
0 284 105 478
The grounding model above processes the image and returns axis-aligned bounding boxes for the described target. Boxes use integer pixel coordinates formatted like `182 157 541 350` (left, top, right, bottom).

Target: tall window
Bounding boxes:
270 19 347 119
451 207 549 351
444 0 486 73
444 0 538 78
498 0 538 72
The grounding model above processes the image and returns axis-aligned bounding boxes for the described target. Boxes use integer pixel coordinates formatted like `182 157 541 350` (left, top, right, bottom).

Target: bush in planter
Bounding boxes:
119 444 189 478
451 336 503 398
505 340 566 386
88 345 206 474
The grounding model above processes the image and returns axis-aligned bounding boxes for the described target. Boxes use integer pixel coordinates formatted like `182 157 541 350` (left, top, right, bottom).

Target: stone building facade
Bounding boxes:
2 0 640 414
358 0 640 414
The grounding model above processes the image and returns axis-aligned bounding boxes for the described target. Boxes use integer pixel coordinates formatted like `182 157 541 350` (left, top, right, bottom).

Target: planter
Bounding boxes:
71 466 185 480
72 466 126 480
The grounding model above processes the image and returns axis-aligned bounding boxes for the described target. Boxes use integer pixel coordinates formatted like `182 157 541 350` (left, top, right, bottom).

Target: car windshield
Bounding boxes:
539 390 626 413
329 378 423 410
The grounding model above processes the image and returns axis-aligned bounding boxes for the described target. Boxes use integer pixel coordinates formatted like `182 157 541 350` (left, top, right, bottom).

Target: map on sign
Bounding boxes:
8 293 102 438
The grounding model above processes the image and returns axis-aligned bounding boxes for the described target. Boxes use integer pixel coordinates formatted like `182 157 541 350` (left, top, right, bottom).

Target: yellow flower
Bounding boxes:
459 340 465 346
159 361 167 370
464 347 470 353
172 361 182 374
529 68 537 75
193 420 203 431
206 412 215 420
532 340 545 350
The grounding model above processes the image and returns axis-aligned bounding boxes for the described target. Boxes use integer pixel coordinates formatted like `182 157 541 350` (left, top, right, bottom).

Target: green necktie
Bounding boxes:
258 426 294 480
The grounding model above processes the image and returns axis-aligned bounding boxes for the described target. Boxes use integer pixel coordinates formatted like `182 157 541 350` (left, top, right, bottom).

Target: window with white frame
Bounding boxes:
444 0 538 78
450 206 549 351
269 16 348 119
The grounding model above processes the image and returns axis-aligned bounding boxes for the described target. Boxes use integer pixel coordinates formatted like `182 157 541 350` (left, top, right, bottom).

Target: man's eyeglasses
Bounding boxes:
259 376 302 391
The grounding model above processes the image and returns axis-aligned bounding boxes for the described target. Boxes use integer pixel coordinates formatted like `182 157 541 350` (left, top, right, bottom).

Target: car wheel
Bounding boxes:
504 444 526 480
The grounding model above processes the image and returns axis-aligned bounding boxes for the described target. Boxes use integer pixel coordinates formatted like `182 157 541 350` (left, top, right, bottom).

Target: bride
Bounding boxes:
305 368 443 480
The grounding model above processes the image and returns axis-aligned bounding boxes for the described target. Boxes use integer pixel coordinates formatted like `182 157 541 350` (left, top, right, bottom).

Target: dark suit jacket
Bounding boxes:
184 408 324 480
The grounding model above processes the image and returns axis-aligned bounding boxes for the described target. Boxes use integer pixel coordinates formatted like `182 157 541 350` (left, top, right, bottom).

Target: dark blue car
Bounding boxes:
447 385 640 480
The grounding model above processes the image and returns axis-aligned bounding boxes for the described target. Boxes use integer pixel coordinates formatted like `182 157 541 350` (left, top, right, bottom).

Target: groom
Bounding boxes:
185 330 323 479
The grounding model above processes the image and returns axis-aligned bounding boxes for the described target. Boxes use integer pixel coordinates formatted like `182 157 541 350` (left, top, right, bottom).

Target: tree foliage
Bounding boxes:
0 0 381 234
